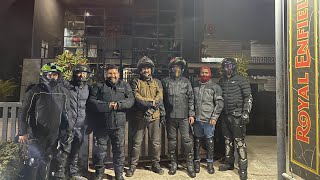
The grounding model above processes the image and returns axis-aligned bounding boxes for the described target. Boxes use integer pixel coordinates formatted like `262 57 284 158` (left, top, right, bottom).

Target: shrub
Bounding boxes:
234 52 250 77
0 79 17 102
0 141 28 180
219 52 250 78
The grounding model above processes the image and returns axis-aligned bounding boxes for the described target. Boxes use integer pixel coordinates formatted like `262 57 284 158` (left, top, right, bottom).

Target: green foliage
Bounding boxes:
0 141 28 180
0 79 17 102
55 51 89 81
234 52 250 77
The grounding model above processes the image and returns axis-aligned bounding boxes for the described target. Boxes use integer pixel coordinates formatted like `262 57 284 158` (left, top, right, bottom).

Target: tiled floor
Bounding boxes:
88 136 283 180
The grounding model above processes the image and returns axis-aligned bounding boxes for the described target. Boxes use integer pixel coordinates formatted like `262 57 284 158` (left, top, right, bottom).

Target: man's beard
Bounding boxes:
108 77 118 84
141 73 151 80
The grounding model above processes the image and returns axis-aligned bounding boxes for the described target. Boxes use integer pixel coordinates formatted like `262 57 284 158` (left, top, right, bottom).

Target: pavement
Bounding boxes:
87 136 282 180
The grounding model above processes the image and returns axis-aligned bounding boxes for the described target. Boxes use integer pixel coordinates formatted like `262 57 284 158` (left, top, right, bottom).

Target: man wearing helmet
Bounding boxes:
161 57 196 178
126 56 166 177
62 64 91 180
88 64 134 180
218 58 253 180
18 62 72 180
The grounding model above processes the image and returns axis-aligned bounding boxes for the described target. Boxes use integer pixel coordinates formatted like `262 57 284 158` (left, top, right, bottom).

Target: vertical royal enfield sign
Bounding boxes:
289 0 320 179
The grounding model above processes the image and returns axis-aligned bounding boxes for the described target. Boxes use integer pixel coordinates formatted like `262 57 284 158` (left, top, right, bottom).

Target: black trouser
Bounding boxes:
214 116 225 159
129 119 161 166
222 114 248 170
93 127 125 176
68 127 85 176
22 134 57 180
50 130 73 179
167 118 193 162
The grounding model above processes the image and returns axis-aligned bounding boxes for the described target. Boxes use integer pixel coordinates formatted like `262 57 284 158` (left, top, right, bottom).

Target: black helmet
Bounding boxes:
221 58 237 76
72 64 91 83
168 57 187 69
137 56 155 71
40 62 63 88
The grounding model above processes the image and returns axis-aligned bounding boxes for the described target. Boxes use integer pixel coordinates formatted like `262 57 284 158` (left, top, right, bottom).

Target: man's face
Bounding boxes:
200 68 210 77
105 68 119 84
141 67 152 78
46 72 59 80
75 71 89 81
76 71 88 78
171 65 182 77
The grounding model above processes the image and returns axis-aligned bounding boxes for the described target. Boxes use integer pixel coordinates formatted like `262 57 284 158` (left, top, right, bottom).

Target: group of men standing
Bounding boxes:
17 56 252 180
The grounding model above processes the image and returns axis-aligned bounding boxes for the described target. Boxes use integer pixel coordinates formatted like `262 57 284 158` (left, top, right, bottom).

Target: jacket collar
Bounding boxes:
199 79 212 85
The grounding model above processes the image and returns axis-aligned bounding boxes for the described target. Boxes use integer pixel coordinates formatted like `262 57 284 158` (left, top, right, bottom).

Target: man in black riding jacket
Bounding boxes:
88 64 134 180
218 58 253 180
162 57 196 178
18 63 72 180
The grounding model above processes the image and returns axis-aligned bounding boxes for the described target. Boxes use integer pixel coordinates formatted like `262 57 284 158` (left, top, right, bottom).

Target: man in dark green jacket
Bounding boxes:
126 56 166 177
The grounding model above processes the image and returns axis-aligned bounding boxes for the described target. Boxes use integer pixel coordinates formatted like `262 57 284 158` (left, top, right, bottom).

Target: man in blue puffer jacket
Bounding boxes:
63 64 91 180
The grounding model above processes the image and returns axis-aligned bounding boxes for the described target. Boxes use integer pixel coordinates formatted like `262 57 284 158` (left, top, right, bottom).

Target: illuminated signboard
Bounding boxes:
288 0 320 179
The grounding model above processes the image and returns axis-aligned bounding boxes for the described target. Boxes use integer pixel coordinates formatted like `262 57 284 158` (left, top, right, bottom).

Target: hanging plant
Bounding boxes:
55 51 89 81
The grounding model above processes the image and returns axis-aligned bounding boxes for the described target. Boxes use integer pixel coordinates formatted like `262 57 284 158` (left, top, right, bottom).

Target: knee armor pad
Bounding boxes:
224 136 233 147
234 138 246 149
234 138 247 160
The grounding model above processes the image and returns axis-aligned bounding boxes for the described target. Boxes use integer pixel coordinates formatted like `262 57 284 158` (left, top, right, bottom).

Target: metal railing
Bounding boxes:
0 102 21 141
1 102 192 169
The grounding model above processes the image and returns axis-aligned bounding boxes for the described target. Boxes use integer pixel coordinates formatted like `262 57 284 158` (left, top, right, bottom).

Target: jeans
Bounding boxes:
193 121 215 138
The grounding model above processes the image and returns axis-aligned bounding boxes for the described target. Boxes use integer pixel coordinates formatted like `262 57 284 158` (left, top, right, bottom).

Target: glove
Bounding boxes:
144 108 155 122
241 111 250 125
160 116 166 127
146 101 154 108
60 130 74 145
85 126 93 135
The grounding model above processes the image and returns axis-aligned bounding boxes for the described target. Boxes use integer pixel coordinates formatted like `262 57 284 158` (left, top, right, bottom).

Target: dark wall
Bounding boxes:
0 0 34 80
32 0 64 58
182 0 203 62
204 0 275 41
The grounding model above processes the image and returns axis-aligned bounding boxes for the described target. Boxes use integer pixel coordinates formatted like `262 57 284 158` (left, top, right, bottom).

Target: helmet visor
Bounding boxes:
223 63 235 75
75 71 89 81
44 72 60 80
